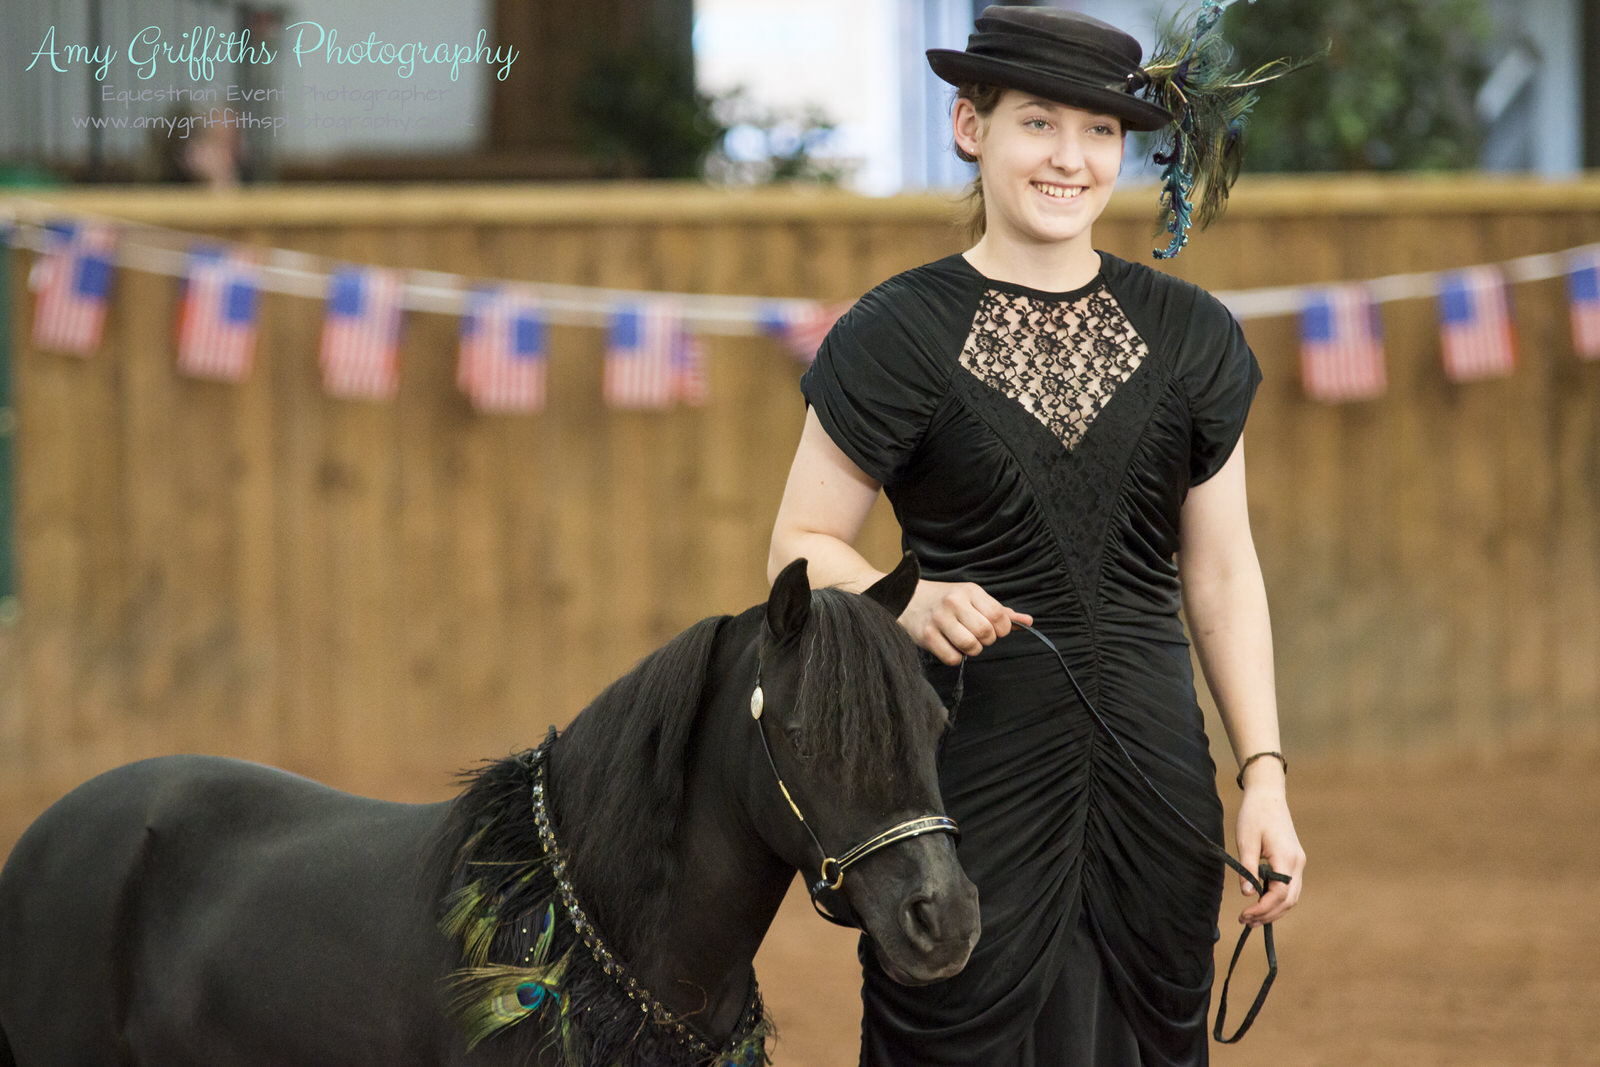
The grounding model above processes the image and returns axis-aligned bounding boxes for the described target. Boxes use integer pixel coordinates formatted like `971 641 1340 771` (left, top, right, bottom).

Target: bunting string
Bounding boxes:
1211 247 1593 320
8 198 1594 328
3 195 1599 410
0 199 820 337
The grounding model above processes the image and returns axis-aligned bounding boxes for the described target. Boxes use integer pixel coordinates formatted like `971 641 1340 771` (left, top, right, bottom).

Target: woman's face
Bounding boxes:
955 90 1124 251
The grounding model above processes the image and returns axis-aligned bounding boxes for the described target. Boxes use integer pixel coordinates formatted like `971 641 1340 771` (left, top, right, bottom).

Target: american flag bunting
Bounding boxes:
30 222 116 355
177 246 262 383
1437 266 1516 382
1298 285 1386 402
1567 249 1600 361
458 287 549 413
604 299 706 409
758 300 848 365
320 267 404 400
671 328 708 406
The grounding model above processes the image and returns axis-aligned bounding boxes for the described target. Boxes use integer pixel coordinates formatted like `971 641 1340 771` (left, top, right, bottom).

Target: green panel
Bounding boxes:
0 229 17 624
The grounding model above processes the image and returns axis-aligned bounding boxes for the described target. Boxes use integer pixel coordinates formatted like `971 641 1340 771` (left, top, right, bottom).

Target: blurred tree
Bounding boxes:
573 44 726 179
489 0 709 180
1219 0 1494 171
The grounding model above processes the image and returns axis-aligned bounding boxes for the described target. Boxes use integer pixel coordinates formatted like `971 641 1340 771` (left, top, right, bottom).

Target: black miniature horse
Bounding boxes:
0 556 978 1066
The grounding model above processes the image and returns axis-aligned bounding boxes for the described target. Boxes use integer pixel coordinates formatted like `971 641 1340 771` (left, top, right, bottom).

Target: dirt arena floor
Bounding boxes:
3 746 1597 1065
753 746 1600 1066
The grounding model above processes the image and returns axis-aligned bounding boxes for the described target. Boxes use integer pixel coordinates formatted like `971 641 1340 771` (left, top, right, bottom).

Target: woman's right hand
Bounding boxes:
901 581 1033 666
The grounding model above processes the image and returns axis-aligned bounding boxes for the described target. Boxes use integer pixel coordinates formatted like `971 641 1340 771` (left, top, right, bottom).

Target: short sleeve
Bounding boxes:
800 280 954 488
1183 295 1262 485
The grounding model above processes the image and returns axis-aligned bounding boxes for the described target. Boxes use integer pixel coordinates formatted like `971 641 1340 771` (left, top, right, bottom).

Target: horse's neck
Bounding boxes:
635 749 792 1030
551 632 791 1039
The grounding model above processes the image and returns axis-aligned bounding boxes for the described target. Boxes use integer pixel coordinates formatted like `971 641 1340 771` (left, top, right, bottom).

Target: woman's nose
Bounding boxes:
1050 132 1085 170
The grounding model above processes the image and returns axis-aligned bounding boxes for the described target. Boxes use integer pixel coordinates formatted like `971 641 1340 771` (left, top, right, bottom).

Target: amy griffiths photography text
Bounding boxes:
25 21 519 83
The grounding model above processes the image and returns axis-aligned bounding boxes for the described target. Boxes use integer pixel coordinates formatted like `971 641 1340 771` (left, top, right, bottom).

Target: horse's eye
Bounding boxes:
784 724 813 760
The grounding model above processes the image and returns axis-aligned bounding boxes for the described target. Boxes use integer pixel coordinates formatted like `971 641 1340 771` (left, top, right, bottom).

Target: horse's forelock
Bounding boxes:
792 588 932 793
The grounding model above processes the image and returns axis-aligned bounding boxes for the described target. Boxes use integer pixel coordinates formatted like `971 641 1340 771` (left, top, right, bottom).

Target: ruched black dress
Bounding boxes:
800 251 1262 1067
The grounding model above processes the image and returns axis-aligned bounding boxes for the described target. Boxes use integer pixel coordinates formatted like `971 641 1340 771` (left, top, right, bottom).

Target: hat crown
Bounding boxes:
972 5 1144 70
924 4 1172 132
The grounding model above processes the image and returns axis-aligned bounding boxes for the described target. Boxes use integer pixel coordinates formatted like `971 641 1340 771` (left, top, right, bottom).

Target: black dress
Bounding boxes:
800 251 1262 1067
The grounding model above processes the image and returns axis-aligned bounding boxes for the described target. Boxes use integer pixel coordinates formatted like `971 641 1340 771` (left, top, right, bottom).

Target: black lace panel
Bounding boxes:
957 286 1148 452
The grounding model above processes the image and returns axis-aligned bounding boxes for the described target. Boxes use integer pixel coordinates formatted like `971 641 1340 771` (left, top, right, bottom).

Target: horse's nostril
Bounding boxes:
904 894 941 946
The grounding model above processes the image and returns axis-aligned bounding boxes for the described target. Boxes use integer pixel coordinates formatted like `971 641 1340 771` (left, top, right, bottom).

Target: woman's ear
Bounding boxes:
952 97 983 159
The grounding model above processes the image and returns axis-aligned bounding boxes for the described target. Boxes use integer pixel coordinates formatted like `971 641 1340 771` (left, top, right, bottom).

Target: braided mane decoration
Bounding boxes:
438 738 772 1067
1141 0 1316 258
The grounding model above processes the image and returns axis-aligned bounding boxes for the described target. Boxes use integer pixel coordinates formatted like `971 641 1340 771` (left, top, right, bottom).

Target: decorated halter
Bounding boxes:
748 665 959 928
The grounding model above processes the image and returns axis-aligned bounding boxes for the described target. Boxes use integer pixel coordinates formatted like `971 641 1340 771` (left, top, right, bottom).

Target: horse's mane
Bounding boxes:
427 589 930 1060
553 589 929 952
546 613 732 955
791 587 930 795
434 614 733 970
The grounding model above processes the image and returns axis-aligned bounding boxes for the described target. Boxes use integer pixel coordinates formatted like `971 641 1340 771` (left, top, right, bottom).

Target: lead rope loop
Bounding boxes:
1012 623 1289 1043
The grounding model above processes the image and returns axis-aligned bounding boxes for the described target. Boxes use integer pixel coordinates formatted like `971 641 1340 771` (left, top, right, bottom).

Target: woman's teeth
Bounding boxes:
1034 183 1084 199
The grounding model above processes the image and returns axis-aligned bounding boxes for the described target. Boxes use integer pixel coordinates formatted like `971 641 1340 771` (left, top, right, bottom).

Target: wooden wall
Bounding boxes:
1 177 1597 826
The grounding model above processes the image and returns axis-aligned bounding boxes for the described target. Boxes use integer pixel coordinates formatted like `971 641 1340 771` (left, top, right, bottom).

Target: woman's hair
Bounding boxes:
954 82 1005 241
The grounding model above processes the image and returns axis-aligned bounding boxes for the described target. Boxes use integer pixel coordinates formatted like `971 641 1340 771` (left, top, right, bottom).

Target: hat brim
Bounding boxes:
927 50 1173 132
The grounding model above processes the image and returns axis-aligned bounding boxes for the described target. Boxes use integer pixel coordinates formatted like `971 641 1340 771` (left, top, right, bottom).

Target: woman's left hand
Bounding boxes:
1234 779 1305 927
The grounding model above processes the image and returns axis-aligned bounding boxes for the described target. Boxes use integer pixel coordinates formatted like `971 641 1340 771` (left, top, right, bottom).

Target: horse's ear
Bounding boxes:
863 552 920 619
767 557 812 643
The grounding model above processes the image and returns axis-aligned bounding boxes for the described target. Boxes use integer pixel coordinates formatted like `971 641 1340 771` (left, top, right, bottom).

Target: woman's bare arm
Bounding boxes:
768 409 1031 665
1179 438 1306 925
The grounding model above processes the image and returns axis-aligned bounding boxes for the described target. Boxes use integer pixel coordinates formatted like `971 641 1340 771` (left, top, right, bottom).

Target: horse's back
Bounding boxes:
0 756 215 1063
0 755 463 1065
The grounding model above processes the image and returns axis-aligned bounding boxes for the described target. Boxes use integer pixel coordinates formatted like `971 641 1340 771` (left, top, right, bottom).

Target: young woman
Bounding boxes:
767 6 1305 1065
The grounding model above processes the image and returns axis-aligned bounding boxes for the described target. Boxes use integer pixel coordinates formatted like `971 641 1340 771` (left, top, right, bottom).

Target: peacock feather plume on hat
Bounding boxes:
1141 0 1317 258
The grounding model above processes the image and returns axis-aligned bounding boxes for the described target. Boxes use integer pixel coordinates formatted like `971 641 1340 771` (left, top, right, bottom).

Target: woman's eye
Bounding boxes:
1024 118 1050 131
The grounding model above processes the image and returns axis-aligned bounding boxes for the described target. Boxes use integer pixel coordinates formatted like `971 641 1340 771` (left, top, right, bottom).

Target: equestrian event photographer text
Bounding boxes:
26 22 520 82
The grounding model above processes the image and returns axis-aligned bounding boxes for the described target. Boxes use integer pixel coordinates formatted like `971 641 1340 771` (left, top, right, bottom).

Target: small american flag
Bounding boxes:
177 246 261 383
320 267 404 400
758 300 848 365
1437 266 1516 382
457 287 548 413
671 327 708 407
30 222 116 356
1567 249 1600 361
604 299 706 409
1299 285 1386 402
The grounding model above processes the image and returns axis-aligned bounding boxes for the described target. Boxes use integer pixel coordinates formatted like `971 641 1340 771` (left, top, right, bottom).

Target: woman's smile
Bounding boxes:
1031 180 1088 201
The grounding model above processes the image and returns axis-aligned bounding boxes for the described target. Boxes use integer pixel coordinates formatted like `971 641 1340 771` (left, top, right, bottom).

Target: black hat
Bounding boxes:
926 5 1173 132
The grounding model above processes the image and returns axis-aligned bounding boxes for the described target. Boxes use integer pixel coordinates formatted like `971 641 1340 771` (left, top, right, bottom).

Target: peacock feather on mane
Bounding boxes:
436 742 772 1067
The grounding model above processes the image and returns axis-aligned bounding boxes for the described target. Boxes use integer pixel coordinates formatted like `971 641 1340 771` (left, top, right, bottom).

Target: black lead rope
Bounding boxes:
980 623 1291 1043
